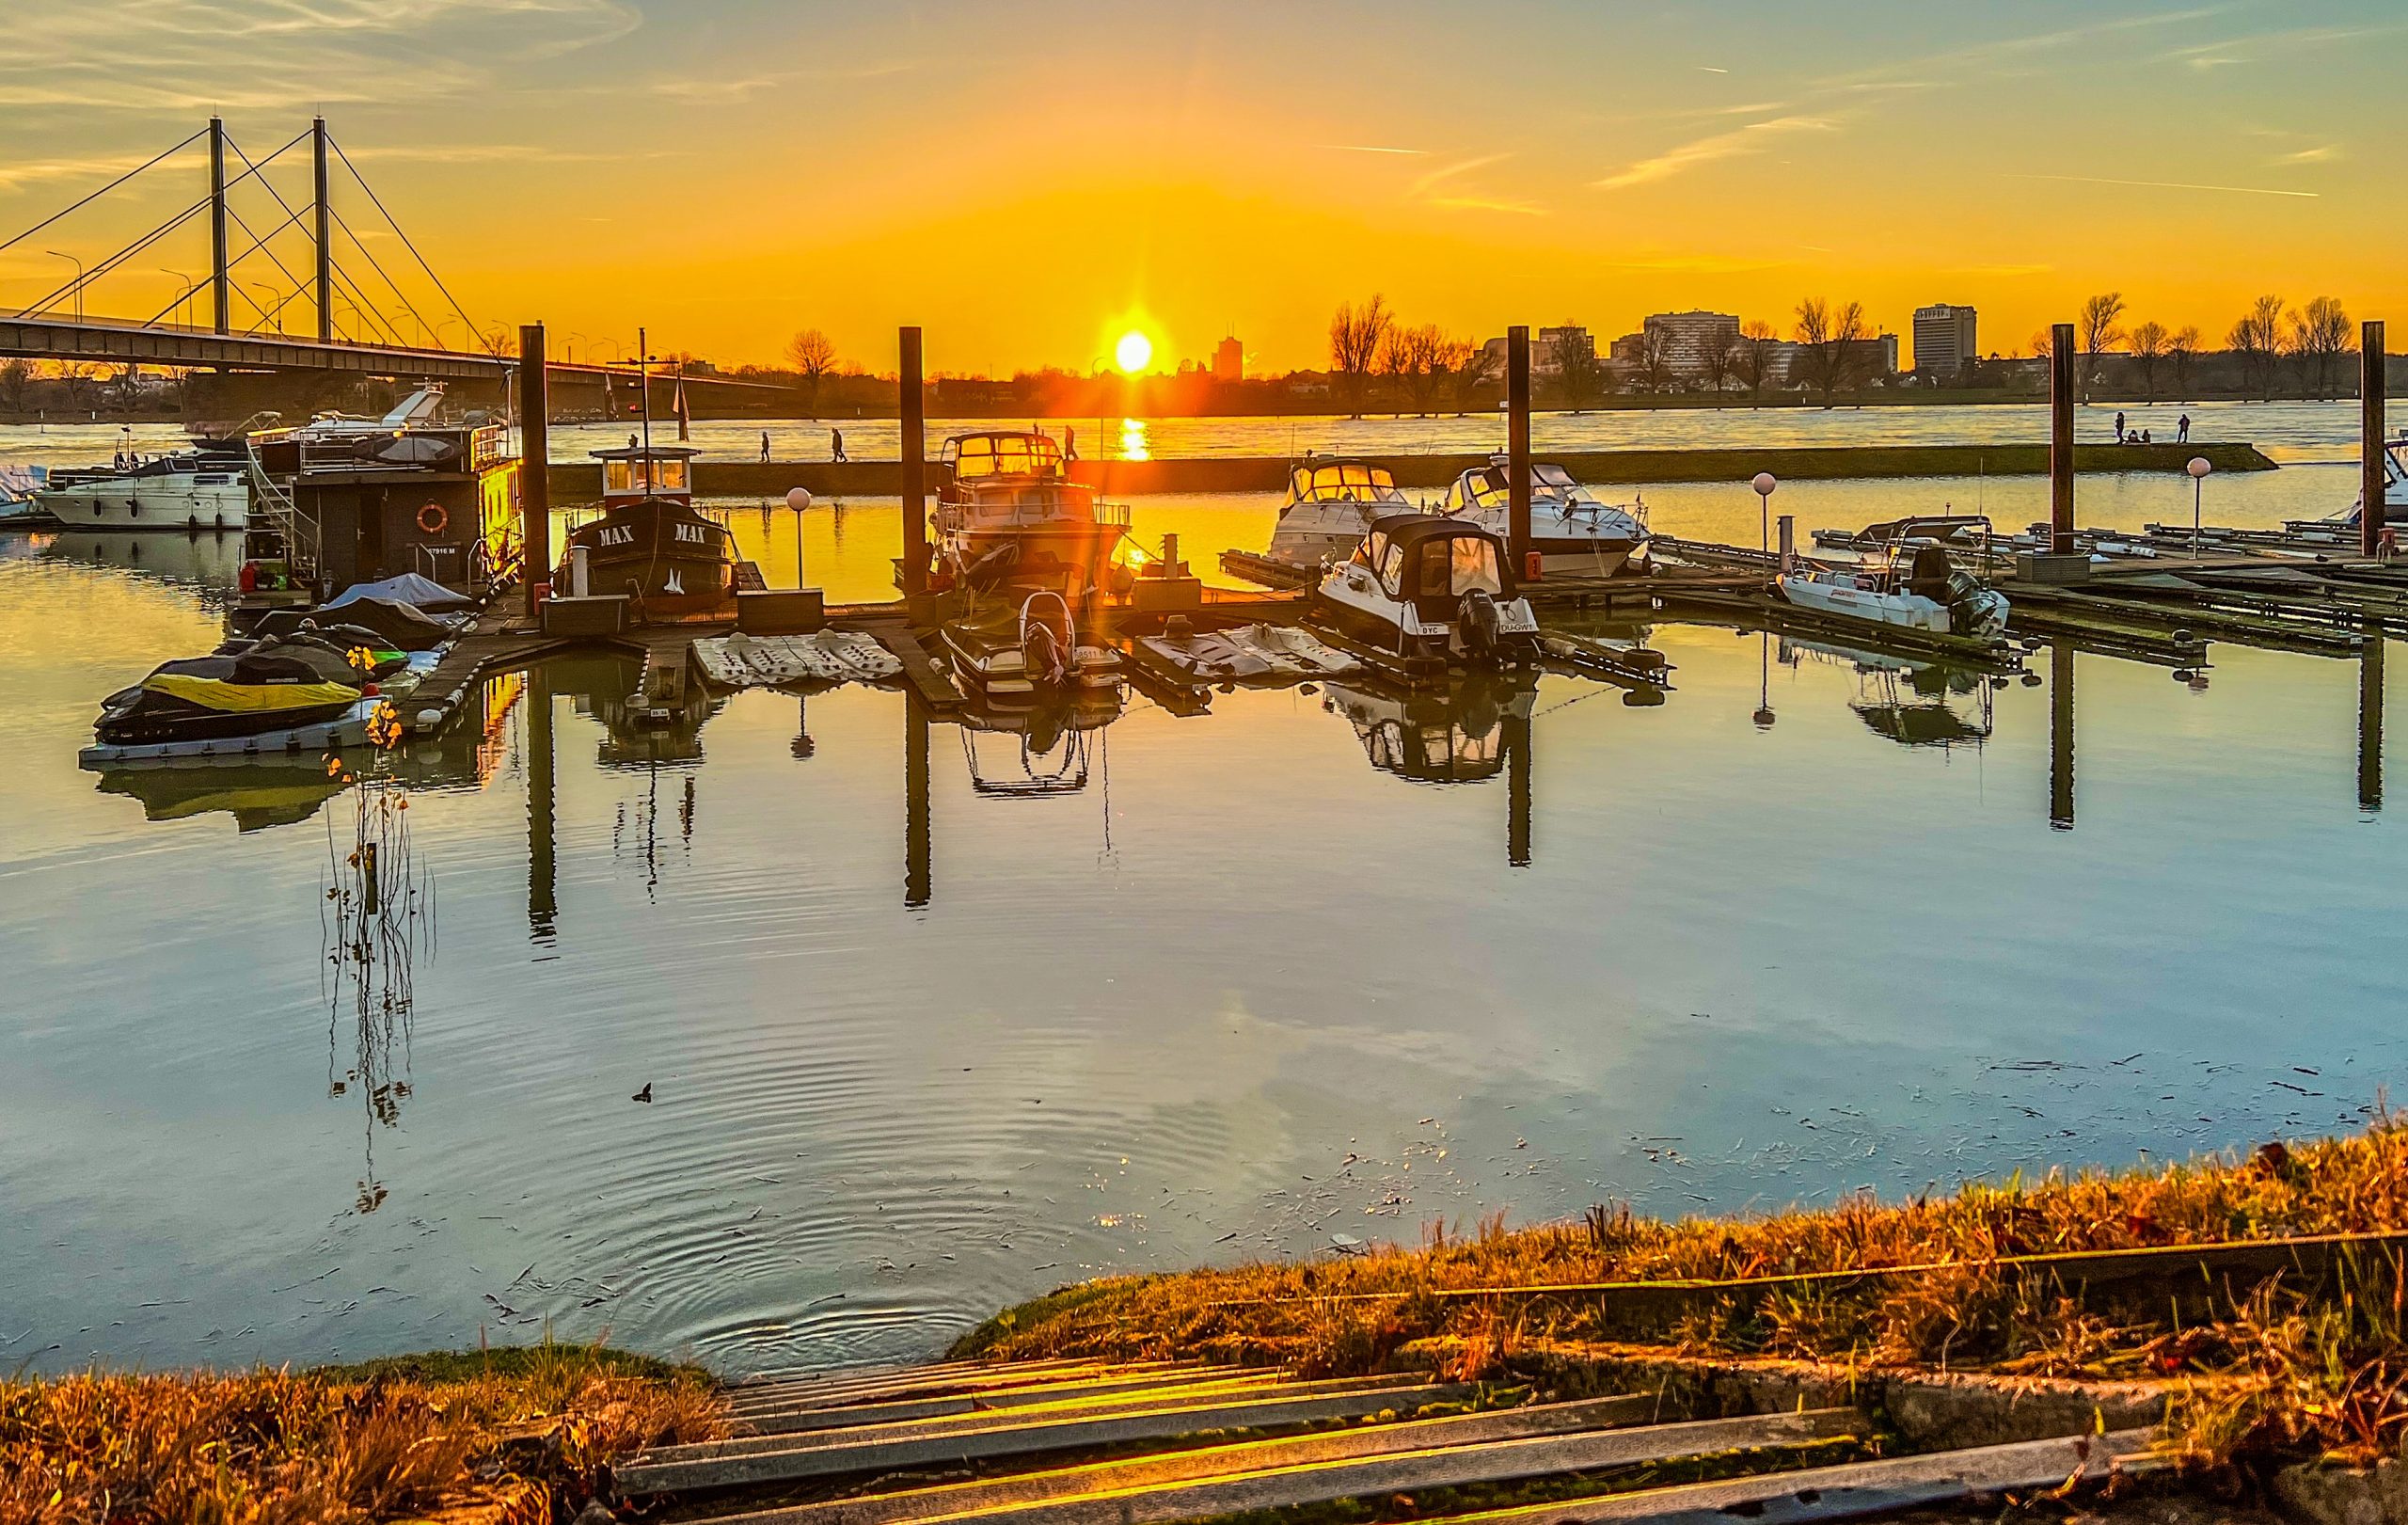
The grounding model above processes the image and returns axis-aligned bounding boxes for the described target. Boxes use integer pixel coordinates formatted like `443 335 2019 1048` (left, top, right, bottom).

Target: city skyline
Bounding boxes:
4 0 2402 373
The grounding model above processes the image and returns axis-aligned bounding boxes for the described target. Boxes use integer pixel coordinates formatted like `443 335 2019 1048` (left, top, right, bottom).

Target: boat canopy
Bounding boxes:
1291 460 1403 502
1353 514 1513 603
1450 461 1582 511
944 432 1065 479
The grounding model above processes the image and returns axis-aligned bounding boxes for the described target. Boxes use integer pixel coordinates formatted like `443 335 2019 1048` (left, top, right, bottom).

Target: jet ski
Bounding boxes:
97 647 368 746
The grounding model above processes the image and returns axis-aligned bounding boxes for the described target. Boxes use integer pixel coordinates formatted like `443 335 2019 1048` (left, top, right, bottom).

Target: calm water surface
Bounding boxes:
0 482 2399 1377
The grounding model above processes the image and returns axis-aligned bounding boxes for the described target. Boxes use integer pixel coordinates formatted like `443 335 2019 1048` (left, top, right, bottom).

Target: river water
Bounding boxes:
0 429 2400 1377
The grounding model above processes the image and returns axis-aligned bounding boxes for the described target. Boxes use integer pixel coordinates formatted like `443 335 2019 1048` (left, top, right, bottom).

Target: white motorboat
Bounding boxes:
1775 542 2010 643
943 589 1123 704
929 430 1131 594
1263 456 1417 570
2280 437 2407 541
1311 514 1540 670
0 462 47 521
36 447 250 531
1439 455 1650 578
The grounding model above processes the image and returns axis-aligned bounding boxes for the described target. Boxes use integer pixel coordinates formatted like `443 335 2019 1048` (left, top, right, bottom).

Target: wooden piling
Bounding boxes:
1507 326 1532 577
518 323 550 609
2363 319 2386 559
899 326 927 598
2051 322 2076 552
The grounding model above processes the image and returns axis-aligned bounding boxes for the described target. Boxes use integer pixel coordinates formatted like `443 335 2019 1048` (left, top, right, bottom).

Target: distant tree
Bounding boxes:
784 328 838 416
0 357 30 413
477 326 517 359
1794 296 1868 408
1732 319 1778 406
2077 292 2126 399
1549 326 1607 411
1700 333 1738 395
1625 326 1671 398
1327 295 1392 419
2288 295 2352 400
2227 294 2286 400
51 359 96 408
2167 325 2201 401
1380 323 1452 416
1427 332 1481 415
2128 320 2167 401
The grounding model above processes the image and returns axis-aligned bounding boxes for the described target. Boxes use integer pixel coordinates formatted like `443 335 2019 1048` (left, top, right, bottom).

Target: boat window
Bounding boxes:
606 459 635 493
1378 538 1406 591
652 457 689 493
1450 534 1503 596
1355 530 1388 569
1534 464 1576 488
952 435 1061 478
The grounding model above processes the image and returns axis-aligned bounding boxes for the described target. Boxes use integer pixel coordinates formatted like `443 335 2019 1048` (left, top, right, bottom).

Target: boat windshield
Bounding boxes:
1442 534 1503 597
1295 463 1401 501
949 434 1064 478
1453 464 1582 512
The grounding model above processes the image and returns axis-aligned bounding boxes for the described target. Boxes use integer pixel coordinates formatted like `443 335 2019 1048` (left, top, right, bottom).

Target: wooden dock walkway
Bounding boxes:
605 1356 2163 1525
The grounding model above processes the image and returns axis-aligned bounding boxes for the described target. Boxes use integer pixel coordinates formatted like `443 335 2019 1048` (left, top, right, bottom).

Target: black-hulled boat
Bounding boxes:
96 646 368 746
558 445 737 621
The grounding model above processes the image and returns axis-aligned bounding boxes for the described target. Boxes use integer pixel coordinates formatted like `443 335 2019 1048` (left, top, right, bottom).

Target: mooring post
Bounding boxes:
529 664 557 942
2050 322 2076 553
311 117 333 343
1505 705 1532 867
1507 325 1533 579
2361 631 2384 814
2362 320 2386 560
904 694 931 910
518 323 550 613
207 117 230 336
900 326 927 599
2049 641 2076 831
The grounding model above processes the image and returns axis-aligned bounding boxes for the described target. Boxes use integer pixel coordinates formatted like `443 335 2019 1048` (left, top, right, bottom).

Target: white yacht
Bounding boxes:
1264 457 1417 569
1439 455 1650 578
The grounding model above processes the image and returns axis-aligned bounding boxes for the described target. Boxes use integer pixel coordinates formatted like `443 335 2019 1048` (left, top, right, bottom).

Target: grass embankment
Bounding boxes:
958 1120 2408 1469
0 1342 722 1524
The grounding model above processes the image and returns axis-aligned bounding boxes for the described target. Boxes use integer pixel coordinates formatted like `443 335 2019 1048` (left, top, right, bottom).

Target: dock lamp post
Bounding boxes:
786 486 812 589
1751 471 1778 559
2186 456 2211 559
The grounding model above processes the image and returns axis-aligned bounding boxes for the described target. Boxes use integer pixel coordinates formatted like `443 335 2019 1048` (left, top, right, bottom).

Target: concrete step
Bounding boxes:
705 1395 1664 1525
617 1381 1470 1497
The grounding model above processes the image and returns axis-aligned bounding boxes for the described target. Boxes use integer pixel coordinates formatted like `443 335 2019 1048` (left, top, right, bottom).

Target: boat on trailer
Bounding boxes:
1310 514 1541 673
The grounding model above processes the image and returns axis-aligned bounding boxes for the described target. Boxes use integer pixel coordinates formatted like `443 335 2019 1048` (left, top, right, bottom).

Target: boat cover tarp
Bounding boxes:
324 573 473 613
305 596 452 651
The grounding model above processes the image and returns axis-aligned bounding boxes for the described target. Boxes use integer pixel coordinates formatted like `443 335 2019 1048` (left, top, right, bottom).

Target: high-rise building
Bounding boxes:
1640 310 1742 376
1912 304 1978 376
1212 335 1244 384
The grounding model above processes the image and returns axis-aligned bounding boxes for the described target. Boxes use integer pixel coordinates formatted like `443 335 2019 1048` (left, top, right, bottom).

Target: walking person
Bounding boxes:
831 427 847 463
759 430 771 463
1064 423 1077 461
2178 414 2191 444
2114 409 2126 443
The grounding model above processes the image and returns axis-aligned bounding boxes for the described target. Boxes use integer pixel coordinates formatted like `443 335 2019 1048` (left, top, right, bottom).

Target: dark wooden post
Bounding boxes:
208 117 230 335
899 326 927 597
311 117 333 343
518 323 549 611
2049 641 2076 831
528 664 557 943
2051 321 2076 553
1507 326 1532 577
2362 320 2386 559
904 694 931 909
2361 631 2384 814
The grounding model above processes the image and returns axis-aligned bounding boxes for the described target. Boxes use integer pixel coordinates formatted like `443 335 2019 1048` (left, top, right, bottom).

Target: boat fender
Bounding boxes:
417 502 449 534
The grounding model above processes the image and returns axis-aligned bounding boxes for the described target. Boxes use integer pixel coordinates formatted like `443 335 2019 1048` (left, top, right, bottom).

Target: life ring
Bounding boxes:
417 502 449 534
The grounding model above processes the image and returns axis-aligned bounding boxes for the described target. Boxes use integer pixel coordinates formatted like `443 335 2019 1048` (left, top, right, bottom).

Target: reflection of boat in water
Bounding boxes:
1262 457 1418 571
1322 671 1534 785
547 652 723 768
1775 542 2010 643
1780 637 1997 750
958 688 1124 798
929 431 1131 594
30 528 246 586
1440 455 1650 578
1311 515 1540 674
96 760 353 832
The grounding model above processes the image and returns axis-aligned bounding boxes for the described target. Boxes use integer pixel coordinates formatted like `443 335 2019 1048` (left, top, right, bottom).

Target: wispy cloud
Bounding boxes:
1698 66 1728 74
647 60 924 103
1410 153 1511 196
1321 144 1428 156
1426 195 1547 217
2271 142 2343 166
2016 172 2319 199
2157 20 2408 71
1592 115 1836 192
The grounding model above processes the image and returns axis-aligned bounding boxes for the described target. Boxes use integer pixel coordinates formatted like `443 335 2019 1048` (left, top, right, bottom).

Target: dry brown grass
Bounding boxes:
956 1120 2408 1466
0 1340 722 1524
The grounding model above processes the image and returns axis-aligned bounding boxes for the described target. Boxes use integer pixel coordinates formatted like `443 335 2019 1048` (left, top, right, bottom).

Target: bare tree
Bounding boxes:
1732 319 1778 406
1700 334 1738 395
1380 323 1451 416
2167 325 2201 402
1327 295 1391 419
2129 320 2167 402
1442 336 1490 415
1544 326 1603 411
785 328 838 416
2077 292 2126 399
51 359 96 409
0 357 29 414
477 326 517 359
1627 326 1672 397
2288 295 2352 401
1795 296 1867 408
2227 294 2286 400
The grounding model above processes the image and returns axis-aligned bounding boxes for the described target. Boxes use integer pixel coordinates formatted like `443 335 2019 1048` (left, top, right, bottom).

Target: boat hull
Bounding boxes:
38 474 250 531
940 521 1126 592
563 502 737 620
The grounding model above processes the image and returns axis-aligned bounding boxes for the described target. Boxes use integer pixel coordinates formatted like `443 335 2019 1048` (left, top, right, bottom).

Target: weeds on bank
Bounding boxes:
0 1338 722 1524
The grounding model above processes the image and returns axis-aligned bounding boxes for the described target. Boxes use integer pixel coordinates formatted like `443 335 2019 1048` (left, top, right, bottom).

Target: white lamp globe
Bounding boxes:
785 487 814 512
1751 472 1778 497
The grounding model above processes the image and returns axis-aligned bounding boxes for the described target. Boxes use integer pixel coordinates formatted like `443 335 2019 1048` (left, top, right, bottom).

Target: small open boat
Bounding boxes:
1775 543 2010 642
943 589 1123 704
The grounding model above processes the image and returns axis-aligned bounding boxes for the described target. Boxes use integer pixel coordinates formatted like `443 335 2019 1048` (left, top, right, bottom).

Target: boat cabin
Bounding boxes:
1288 459 1407 503
1443 459 1585 515
1349 514 1514 616
943 432 1067 481
594 444 699 503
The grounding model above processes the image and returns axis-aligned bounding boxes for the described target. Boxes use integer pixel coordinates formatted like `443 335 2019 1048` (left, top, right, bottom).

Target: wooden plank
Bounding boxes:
705 1396 1662 1525
1409 1428 2162 1525
615 1382 1468 1496
735 1372 1293 1436
726 1362 1134 1413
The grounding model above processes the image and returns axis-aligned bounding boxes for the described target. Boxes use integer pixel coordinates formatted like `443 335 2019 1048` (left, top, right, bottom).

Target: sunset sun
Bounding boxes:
1114 329 1153 374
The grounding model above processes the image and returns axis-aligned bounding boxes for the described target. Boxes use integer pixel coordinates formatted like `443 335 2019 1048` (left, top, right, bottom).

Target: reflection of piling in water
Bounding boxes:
2361 632 2384 813
2363 321 2386 561
2049 643 2076 832
528 663 556 942
1505 705 1532 867
905 695 931 909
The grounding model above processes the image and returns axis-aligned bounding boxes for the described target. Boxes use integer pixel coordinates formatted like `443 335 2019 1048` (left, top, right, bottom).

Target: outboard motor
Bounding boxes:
1943 569 2011 639
1458 589 1504 664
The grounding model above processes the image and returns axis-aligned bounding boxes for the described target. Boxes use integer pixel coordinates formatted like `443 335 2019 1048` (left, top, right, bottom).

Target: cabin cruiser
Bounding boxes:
1263 457 1418 569
1775 543 2010 643
36 444 250 530
1311 515 1540 670
557 444 737 620
943 589 1123 704
2280 438 2407 542
929 431 1130 594
1439 455 1650 578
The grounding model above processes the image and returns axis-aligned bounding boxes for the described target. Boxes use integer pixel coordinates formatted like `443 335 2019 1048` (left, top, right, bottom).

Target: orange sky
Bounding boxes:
6 1 2403 373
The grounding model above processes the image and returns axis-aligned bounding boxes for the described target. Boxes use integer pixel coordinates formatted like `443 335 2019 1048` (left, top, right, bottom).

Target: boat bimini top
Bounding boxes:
1289 459 1409 503
943 432 1067 479
1352 514 1518 612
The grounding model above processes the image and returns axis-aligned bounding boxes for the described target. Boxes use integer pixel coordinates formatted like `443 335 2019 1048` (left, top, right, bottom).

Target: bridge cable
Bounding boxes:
326 134 485 344
0 128 206 259
11 194 212 319
217 201 320 334
326 207 442 345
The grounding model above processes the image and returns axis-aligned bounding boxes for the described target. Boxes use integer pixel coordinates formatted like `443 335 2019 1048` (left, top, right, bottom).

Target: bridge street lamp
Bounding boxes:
158 269 198 328
46 251 85 321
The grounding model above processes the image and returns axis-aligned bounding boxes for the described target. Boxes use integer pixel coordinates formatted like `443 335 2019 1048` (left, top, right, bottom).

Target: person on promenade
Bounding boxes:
831 427 847 462
760 431 771 463
2115 410 2126 442
2178 415 2191 443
